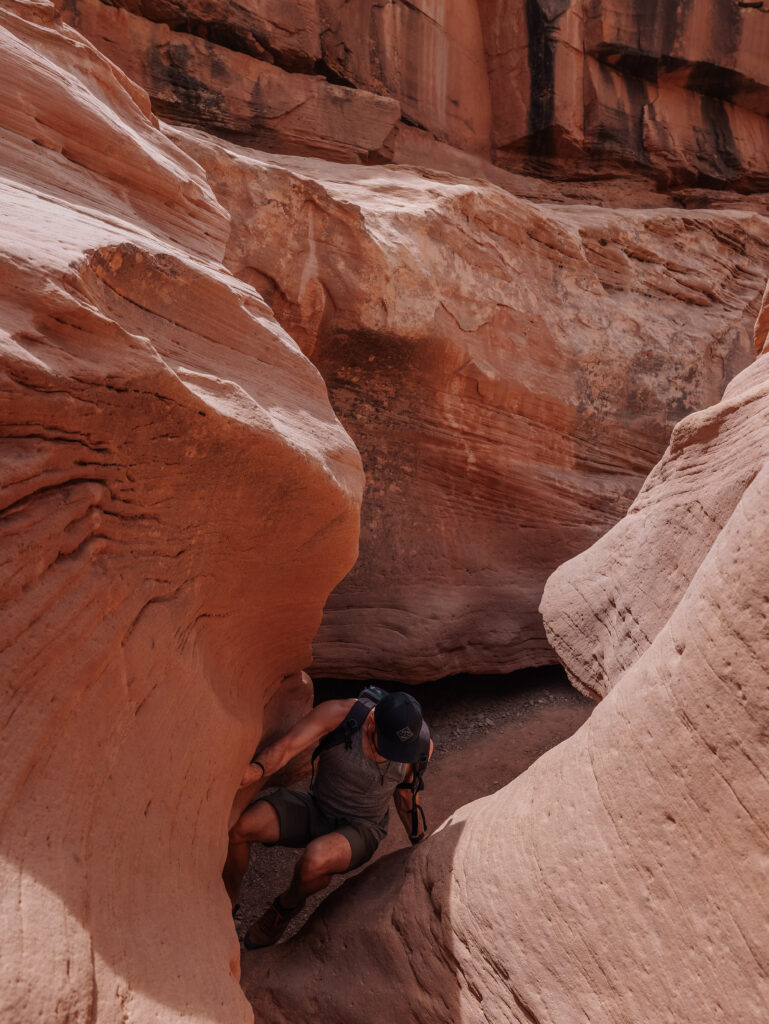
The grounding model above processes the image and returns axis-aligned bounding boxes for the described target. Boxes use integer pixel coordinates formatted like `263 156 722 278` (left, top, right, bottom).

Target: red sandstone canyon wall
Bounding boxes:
60 0 769 188
50 0 769 680
169 127 769 680
6 1 769 1020
243 287 769 1024
59 0 493 162
0 3 361 1021
481 0 769 187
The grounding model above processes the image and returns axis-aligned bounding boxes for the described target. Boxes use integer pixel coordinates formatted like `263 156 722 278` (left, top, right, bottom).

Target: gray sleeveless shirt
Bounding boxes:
310 727 408 839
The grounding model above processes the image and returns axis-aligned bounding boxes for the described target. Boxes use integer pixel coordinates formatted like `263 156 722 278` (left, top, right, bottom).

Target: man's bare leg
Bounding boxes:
280 831 353 908
244 832 353 948
224 800 281 907
223 842 250 907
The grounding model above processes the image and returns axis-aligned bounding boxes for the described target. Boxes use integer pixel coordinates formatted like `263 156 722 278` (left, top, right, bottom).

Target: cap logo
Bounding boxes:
396 725 414 741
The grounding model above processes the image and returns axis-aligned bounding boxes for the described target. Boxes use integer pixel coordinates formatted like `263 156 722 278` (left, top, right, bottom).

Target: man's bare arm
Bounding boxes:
239 699 354 789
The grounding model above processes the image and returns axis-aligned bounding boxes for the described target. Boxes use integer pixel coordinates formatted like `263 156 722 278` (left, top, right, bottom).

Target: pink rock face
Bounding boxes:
169 127 769 681
0 4 361 1022
541 287 769 698
243 297 769 1024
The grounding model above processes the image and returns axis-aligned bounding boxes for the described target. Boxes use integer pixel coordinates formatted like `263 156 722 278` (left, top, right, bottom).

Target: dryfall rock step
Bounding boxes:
0 4 362 1022
244 291 769 1024
171 126 769 681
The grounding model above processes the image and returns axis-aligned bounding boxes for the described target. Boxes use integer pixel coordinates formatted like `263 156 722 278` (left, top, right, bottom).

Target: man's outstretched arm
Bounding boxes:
239 698 354 789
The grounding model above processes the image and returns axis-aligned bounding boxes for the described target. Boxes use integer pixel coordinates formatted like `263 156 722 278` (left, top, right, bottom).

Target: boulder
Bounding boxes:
170 126 769 681
0 5 361 1022
244 296 769 1024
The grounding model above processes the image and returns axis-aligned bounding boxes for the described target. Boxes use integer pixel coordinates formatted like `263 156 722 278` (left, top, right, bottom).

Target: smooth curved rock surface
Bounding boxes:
170 126 769 681
0 5 361 1022
244 301 769 1024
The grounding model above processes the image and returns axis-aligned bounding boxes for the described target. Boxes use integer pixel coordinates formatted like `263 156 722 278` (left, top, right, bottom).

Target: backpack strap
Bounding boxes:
310 694 376 788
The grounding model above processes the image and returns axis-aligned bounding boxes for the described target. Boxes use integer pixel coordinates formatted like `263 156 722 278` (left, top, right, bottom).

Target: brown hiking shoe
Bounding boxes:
243 898 304 949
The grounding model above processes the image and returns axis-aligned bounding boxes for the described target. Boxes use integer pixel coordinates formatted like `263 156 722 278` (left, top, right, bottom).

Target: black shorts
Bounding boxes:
255 788 382 871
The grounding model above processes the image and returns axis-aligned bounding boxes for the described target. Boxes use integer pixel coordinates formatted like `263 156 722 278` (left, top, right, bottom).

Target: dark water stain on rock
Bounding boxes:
525 0 571 158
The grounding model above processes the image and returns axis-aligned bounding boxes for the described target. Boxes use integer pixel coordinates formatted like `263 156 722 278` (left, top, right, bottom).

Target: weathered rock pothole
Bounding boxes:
233 665 594 950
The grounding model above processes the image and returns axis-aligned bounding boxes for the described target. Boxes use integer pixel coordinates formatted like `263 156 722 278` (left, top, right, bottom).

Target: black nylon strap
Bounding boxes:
310 698 373 788
410 801 426 838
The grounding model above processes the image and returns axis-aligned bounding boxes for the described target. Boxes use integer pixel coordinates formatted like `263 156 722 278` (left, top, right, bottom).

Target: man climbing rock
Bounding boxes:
224 688 433 949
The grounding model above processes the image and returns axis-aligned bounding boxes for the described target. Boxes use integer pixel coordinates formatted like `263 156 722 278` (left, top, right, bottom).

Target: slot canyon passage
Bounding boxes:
3 1 769 1022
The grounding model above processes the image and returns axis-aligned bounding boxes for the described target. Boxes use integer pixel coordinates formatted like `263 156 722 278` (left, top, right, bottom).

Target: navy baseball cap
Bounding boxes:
374 692 424 762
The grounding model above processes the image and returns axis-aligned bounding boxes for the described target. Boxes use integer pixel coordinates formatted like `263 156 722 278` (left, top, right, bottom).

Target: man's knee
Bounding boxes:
230 799 280 845
228 819 250 846
296 847 326 882
298 835 352 881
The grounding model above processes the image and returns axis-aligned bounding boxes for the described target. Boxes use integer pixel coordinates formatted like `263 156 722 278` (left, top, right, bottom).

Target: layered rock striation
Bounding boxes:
43 1 769 684
59 0 493 163
244 292 769 1024
59 0 769 187
0 4 361 1022
168 127 769 680
6 1 769 1020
